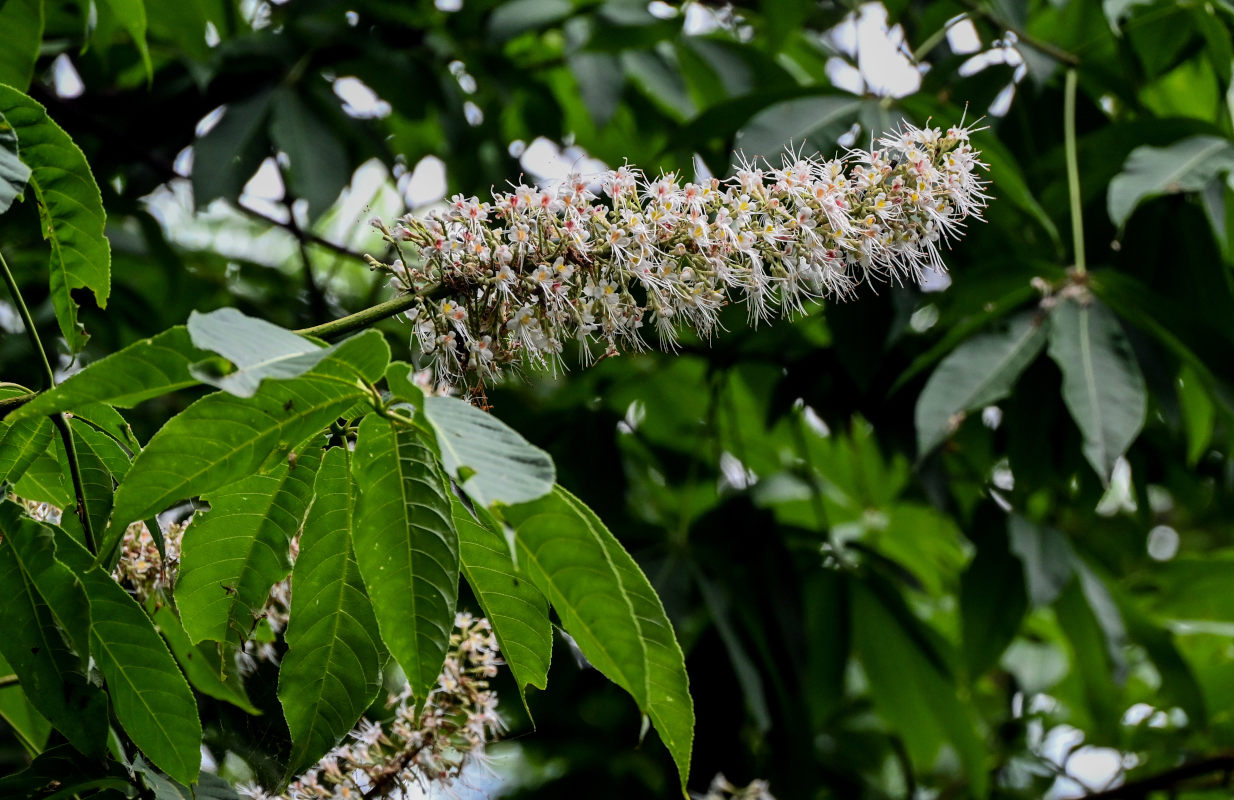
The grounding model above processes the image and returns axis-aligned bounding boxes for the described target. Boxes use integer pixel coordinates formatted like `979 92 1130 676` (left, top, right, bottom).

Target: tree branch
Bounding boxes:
958 0 1081 66
1083 754 1234 799
295 290 436 340
236 202 369 261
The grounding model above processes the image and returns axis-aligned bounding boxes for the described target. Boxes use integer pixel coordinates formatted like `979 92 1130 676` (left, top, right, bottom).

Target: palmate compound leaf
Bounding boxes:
0 504 108 758
915 310 1047 457
279 446 384 777
500 487 694 792
0 84 110 351
53 528 202 785
175 447 321 645
424 394 556 507
103 329 389 564
351 413 459 705
1047 296 1147 483
452 498 552 706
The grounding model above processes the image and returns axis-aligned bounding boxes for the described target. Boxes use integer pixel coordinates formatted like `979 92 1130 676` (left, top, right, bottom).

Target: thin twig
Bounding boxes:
1082 754 1234 799
236 201 369 261
0 249 96 553
295 291 436 340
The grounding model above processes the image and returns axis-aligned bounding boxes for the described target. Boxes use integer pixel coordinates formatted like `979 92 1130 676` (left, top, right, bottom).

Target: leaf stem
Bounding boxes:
1064 68 1086 276
295 291 433 340
0 249 97 553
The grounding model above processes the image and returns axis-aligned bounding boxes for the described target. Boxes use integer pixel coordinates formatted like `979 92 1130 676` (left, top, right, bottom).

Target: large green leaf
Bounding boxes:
915 310 1047 456
10 327 203 421
0 108 31 213
56 535 202 785
1108 135 1234 227
0 85 110 351
452 499 552 702
734 95 863 160
193 89 273 208
424 394 556 507
501 487 694 791
853 582 987 796
269 87 350 221
176 448 321 644
0 516 107 757
0 413 52 482
0 0 43 91
70 417 126 539
0 651 51 755
1007 514 1076 608
351 413 458 704
960 524 1028 678
1046 297 1147 482
187 307 342 397
103 330 388 559
152 606 260 715
99 0 152 80
279 446 383 776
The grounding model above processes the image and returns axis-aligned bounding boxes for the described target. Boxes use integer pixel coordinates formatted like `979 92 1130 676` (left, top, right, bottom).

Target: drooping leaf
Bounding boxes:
960 523 1028 678
452 498 552 703
351 413 458 704
852 582 988 797
176 448 321 645
99 0 153 80
279 447 383 776
11 327 203 421
193 89 274 208
1046 297 1147 482
269 88 350 221
1178 363 1215 465
501 487 694 791
424 394 555 507
734 95 863 160
56 535 202 785
1007 514 1075 608
131 756 193 800
488 0 574 40
0 413 52 482
915 310 1047 456
1108 135 1234 227
0 108 31 213
0 518 107 757
103 330 388 559
196 772 244 800
187 307 344 397
152 606 260 715
0 0 43 92
0 84 110 351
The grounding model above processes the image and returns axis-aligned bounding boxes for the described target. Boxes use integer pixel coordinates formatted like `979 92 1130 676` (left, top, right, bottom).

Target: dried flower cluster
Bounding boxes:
370 121 987 382
697 774 776 800
242 612 504 800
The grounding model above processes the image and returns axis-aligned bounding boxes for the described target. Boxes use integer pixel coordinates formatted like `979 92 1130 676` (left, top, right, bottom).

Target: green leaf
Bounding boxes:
501 487 694 790
131 756 193 800
488 0 574 39
852 582 988 797
193 89 273 208
12 451 71 507
1108 135 1234 227
0 515 107 757
0 414 52 482
1007 514 1075 608
70 418 125 538
188 308 341 397
352 414 458 704
424 394 556 507
734 95 863 160
1178 363 1215 465
0 0 43 91
269 88 350 221
915 310 1047 456
1046 297 1147 482
195 773 244 800
452 499 551 703
104 330 388 559
279 446 383 776
152 606 260 715
99 0 153 81
176 447 321 644
0 109 31 214
0 743 129 799
11 327 203 421
56 535 202 785
961 524 1028 678
0 650 51 755
0 84 111 351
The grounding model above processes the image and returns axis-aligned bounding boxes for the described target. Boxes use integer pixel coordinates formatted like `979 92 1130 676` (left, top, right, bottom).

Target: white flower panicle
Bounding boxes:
243 612 504 800
370 120 988 383
697 773 776 800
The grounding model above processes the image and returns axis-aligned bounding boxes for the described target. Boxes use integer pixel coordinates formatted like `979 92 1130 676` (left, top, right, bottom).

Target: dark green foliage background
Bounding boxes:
2 0 1234 797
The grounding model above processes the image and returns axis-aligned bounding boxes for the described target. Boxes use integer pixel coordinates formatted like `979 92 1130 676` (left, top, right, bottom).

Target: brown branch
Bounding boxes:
1082 754 1234 799
236 202 369 261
